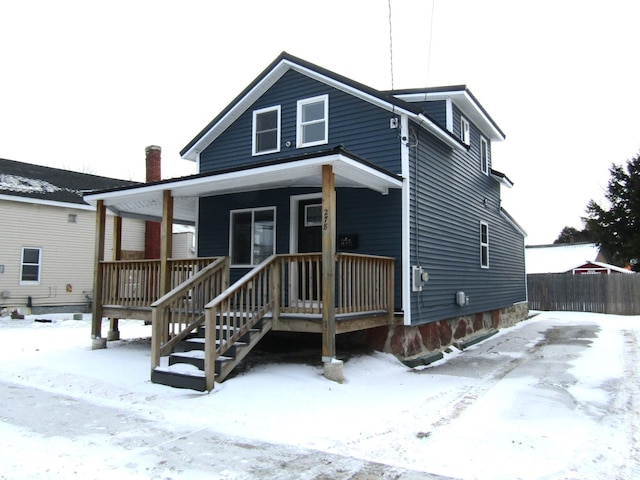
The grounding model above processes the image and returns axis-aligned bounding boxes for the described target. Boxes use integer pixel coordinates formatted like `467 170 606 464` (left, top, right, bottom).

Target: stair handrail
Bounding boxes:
203 254 279 391
151 256 230 370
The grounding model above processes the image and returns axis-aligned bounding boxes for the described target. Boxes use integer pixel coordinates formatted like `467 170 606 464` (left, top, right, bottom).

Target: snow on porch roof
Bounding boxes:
83 147 403 225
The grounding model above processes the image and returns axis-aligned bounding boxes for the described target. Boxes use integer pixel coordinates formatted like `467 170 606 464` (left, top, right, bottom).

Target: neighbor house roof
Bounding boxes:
180 52 506 162
0 158 138 209
525 243 603 274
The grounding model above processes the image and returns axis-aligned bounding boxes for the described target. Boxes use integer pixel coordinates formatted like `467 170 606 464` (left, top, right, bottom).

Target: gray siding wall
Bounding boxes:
408 120 526 325
199 70 402 174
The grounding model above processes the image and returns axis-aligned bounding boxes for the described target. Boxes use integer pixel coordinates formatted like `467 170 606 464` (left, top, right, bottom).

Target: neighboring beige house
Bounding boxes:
0 158 144 314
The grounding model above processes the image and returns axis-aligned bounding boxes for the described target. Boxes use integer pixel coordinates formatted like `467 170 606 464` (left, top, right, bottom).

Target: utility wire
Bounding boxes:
388 0 395 90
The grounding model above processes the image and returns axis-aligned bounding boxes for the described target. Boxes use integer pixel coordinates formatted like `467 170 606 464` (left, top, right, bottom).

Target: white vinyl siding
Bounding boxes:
297 95 328 148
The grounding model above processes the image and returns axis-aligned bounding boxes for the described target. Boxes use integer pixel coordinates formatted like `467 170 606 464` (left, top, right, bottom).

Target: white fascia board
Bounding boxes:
416 114 466 151
500 208 527 238
181 62 291 162
0 193 95 211
398 90 505 142
85 153 403 207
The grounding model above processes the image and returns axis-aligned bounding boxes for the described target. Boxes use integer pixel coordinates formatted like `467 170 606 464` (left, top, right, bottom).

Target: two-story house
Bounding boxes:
85 52 527 391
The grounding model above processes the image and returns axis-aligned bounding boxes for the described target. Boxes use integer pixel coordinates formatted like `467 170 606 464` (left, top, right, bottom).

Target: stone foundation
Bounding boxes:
361 302 528 364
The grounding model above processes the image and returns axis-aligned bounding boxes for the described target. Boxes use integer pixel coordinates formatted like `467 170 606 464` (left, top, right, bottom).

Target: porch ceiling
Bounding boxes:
84 150 403 225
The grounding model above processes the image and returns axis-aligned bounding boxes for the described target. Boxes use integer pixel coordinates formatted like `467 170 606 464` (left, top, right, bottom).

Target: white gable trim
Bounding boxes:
181 58 465 161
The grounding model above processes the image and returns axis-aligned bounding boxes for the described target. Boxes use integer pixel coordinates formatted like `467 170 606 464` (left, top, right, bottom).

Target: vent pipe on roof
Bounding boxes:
145 145 162 259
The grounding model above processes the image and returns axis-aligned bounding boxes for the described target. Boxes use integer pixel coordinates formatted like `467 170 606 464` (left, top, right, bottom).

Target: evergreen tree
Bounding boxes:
584 153 640 270
554 226 593 244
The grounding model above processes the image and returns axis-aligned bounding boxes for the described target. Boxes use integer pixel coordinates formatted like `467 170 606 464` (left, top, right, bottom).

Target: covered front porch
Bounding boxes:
85 148 404 390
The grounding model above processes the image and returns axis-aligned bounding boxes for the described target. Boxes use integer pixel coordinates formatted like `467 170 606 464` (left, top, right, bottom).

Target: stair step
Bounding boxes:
174 338 240 357
151 365 207 392
168 351 234 375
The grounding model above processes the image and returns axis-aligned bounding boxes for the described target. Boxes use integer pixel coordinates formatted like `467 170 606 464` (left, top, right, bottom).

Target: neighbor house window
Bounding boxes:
297 94 328 147
68 213 77 223
21 247 41 284
460 116 470 145
230 208 276 266
252 106 280 155
480 136 489 174
480 222 489 268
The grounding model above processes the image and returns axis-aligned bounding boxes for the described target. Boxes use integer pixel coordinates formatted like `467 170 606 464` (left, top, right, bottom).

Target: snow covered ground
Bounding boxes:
0 311 638 479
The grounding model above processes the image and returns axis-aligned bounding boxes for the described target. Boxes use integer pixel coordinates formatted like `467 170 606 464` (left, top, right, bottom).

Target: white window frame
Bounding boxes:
252 105 281 156
296 94 328 148
20 247 42 284
229 207 276 267
480 136 489 174
460 116 470 145
480 222 489 268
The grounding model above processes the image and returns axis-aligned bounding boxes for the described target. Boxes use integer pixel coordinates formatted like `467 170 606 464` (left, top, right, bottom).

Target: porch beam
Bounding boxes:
159 190 174 297
321 165 337 363
91 200 106 348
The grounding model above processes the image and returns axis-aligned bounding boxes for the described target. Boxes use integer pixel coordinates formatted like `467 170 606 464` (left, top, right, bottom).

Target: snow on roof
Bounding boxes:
0 158 137 206
0 173 70 195
525 242 601 274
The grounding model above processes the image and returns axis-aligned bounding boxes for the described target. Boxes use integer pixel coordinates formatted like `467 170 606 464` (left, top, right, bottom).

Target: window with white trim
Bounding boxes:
480 136 489 174
460 116 470 145
252 106 281 155
21 247 41 284
480 222 489 268
297 94 328 147
230 207 276 266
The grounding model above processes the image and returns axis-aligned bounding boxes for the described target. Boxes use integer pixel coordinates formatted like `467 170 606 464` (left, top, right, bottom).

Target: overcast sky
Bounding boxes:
1 0 639 245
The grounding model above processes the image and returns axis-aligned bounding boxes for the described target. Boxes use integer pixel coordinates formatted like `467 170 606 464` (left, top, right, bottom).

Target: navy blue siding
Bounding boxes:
199 70 402 174
198 187 402 299
414 100 447 130
408 118 525 325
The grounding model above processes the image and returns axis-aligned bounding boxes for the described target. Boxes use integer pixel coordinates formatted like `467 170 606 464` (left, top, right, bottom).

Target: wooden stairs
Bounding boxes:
151 317 272 391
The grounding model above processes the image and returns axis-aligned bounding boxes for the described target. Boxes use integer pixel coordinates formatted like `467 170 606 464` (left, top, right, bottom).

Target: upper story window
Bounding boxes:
480 136 489 174
460 116 470 145
297 94 328 148
230 207 276 266
480 222 489 268
252 106 281 156
21 247 41 284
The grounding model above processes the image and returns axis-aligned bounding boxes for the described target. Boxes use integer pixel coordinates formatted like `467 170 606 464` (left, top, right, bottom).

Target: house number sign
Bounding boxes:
323 208 329 230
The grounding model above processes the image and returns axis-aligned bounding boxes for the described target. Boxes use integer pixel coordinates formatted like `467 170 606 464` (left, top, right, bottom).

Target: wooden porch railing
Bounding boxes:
150 257 230 369
336 253 395 314
100 257 220 308
201 253 395 390
274 253 395 315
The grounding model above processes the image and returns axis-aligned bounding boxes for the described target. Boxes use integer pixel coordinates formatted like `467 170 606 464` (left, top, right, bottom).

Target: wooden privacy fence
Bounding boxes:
527 273 640 315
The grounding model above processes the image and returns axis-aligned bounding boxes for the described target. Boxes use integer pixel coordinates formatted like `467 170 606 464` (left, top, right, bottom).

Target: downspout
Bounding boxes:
400 114 412 324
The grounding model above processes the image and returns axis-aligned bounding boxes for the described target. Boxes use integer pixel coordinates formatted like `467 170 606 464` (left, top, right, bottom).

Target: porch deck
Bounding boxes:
95 253 398 391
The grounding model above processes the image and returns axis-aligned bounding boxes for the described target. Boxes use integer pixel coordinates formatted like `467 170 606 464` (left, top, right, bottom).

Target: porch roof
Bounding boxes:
83 147 403 225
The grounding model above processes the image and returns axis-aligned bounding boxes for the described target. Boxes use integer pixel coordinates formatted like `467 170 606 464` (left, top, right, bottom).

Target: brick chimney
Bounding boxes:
145 146 162 259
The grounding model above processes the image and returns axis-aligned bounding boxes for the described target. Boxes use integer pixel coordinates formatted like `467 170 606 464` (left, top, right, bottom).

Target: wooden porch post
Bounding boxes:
159 190 173 297
91 200 106 349
321 165 343 382
107 215 123 341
